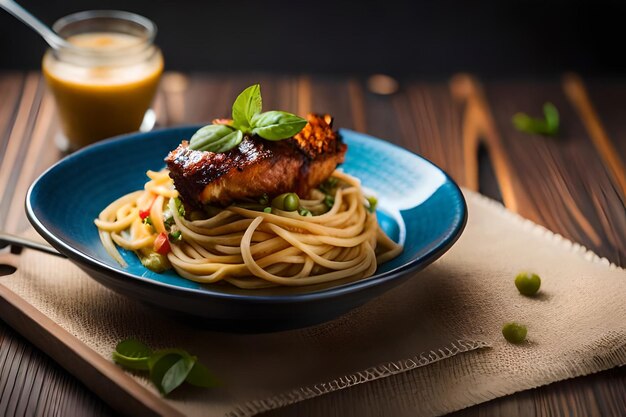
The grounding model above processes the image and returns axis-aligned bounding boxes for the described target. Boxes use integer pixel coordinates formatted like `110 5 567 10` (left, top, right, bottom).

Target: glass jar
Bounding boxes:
42 10 163 150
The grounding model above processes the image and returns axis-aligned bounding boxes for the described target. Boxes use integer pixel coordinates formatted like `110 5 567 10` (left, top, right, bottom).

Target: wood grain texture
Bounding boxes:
0 72 624 417
584 80 626 163
263 75 626 417
563 73 626 196
480 79 625 265
449 74 524 213
0 281 184 417
392 82 466 184
0 318 114 417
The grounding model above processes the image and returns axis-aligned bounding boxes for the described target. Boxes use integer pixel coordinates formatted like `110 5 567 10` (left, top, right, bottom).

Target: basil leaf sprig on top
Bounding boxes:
189 84 307 152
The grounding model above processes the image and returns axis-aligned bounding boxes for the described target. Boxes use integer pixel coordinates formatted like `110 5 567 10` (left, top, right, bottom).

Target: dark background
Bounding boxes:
1 0 625 78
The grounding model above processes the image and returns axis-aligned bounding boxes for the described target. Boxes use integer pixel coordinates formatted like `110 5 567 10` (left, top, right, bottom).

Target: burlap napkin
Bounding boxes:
1 189 624 417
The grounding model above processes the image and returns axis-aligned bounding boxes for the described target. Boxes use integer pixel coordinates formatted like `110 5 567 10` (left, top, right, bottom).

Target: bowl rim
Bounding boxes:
25 126 467 304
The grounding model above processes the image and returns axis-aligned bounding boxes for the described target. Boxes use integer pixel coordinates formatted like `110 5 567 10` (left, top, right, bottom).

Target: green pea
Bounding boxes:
168 230 182 241
366 195 378 213
283 193 300 211
271 194 287 210
515 272 541 296
502 322 527 344
140 252 170 273
271 193 299 211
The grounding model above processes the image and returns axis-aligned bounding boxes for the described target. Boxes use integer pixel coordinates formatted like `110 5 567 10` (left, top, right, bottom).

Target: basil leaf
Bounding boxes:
116 339 152 357
162 356 196 394
189 124 243 153
113 340 219 396
174 197 185 217
543 102 559 135
251 111 307 140
512 102 559 137
185 362 220 388
112 339 152 371
207 129 243 153
512 113 544 134
189 124 232 149
149 352 196 395
231 84 262 131
112 350 151 370
147 348 190 369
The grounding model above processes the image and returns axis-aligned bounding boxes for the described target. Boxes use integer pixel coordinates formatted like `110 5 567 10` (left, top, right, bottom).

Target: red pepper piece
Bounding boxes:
153 232 171 255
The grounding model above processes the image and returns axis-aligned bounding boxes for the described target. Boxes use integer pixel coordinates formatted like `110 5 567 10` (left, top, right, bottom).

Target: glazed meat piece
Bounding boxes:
165 114 347 206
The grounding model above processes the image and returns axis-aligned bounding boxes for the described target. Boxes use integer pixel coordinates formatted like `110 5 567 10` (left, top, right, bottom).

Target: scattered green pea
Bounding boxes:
319 177 338 194
164 214 175 226
298 207 312 217
271 193 300 211
263 207 272 214
271 194 287 210
140 252 170 273
366 195 378 213
515 272 541 296
283 193 299 211
168 230 182 242
502 322 527 344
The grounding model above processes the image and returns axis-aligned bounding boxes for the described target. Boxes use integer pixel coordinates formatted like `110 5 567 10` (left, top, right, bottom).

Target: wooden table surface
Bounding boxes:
0 72 624 416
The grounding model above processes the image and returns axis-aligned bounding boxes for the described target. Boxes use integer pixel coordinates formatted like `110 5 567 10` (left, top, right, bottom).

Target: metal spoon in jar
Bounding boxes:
0 0 71 50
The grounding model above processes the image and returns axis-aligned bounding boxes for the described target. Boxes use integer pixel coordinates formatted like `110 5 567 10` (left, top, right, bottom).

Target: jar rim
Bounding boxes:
52 10 157 54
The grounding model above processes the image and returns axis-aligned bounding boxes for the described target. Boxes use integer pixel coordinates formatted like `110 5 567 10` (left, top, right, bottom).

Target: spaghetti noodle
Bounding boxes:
95 170 402 288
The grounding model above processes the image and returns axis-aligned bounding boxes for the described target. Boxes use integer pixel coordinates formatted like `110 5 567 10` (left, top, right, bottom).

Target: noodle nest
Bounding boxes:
95 170 402 289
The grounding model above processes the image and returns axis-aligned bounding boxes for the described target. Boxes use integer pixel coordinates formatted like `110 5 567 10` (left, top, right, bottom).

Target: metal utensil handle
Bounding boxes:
0 232 67 258
0 0 68 49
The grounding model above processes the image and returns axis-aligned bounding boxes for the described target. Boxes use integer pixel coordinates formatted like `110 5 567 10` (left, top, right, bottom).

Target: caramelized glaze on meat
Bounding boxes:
165 114 346 206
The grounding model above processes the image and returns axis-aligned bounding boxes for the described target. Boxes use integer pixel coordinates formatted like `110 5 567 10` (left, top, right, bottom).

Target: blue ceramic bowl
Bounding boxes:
27 127 466 332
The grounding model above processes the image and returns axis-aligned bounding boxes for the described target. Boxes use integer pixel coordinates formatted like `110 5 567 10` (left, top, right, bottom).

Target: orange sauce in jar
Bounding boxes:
43 32 163 149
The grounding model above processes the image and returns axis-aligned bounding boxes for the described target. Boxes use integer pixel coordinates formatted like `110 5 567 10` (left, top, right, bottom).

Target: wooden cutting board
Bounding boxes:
0 251 181 417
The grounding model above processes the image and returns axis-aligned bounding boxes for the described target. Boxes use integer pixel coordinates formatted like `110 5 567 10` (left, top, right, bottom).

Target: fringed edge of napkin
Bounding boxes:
463 189 622 270
226 190 625 416
226 339 490 417
433 332 626 417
